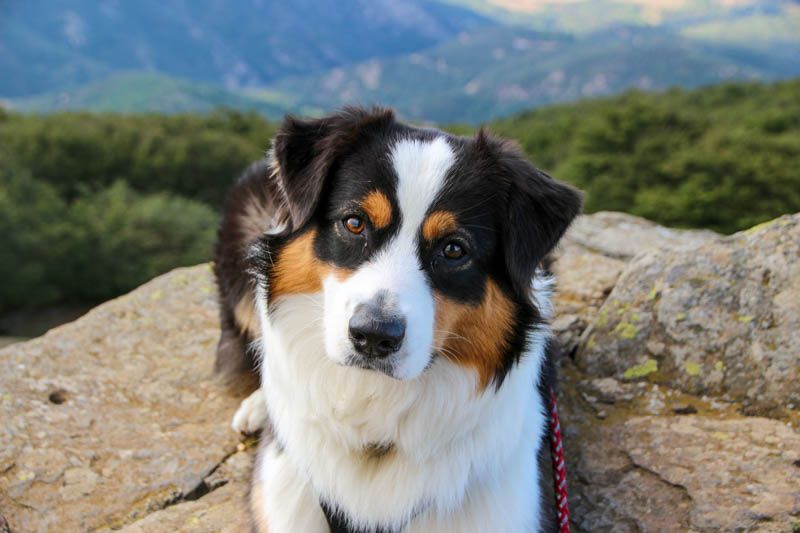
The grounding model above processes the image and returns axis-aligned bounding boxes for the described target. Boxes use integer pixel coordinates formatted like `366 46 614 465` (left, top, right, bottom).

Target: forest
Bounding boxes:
1 79 798 314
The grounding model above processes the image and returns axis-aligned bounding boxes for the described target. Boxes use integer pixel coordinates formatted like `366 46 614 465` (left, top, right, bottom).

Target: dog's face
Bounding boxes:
255 108 581 387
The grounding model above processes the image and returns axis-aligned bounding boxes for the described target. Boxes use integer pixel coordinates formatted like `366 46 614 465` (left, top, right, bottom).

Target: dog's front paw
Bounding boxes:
232 388 268 435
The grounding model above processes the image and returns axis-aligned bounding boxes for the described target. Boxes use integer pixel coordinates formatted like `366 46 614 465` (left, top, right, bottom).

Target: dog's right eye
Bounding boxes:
443 241 465 260
343 216 365 235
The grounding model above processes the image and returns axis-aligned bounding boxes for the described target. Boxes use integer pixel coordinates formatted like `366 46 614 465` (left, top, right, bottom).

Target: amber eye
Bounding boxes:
343 216 365 235
443 241 465 260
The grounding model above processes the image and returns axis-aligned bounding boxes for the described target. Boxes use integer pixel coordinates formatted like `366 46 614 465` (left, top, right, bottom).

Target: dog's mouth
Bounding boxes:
344 354 399 379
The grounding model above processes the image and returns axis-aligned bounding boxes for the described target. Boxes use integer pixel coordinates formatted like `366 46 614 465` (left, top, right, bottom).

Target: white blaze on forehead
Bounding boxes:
390 136 455 237
320 136 457 381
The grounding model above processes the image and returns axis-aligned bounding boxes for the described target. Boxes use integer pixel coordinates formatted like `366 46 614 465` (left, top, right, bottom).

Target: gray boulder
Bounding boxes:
576 214 800 417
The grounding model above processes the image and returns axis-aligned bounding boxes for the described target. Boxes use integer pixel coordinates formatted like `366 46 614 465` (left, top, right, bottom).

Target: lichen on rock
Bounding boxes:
576 213 800 418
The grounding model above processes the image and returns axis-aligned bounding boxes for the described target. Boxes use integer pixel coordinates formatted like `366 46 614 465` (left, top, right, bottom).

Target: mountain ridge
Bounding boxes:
3 0 799 122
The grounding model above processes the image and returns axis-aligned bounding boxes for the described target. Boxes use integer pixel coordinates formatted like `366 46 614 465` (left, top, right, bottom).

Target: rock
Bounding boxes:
563 211 720 261
560 365 800 532
552 212 720 353
576 214 800 417
0 265 251 532
118 449 254 533
550 245 626 350
118 481 250 533
580 377 635 404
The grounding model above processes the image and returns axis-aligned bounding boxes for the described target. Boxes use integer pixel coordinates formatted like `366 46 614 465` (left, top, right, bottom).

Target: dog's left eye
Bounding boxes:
343 216 365 235
443 241 465 260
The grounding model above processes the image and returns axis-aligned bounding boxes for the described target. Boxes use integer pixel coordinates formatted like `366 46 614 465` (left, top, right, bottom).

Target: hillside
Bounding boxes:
0 0 492 97
3 1 800 122
6 72 296 118
445 0 800 44
12 25 798 124
267 25 800 123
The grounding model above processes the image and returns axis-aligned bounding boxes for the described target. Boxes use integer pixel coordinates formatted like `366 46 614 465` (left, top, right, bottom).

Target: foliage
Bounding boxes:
0 166 217 312
0 157 72 310
1 79 799 313
0 108 275 207
487 80 800 233
65 181 217 303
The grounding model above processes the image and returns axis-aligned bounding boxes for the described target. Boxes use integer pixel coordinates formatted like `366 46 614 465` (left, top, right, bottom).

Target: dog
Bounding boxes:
213 107 581 532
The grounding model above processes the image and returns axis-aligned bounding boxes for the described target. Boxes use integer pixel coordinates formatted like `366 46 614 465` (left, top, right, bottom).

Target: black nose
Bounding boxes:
348 304 406 358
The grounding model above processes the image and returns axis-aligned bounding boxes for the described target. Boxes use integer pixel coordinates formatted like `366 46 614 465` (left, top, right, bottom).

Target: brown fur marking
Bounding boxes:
233 292 261 339
434 280 515 390
361 190 393 229
270 230 350 300
270 230 324 298
422 211 458 242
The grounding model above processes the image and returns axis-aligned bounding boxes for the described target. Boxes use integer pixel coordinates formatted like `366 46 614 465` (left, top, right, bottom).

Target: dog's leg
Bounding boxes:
251 440 328 532
232 387 269 435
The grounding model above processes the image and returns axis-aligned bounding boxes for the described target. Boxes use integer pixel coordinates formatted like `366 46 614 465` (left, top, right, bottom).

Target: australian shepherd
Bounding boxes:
213 107 581 532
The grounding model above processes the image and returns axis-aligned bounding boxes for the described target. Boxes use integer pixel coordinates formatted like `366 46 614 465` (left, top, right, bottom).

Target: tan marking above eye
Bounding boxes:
422 211 458 242
361 190 392 229
433 280 515 391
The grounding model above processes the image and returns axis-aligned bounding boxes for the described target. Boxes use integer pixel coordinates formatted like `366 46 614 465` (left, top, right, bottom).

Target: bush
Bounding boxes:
0 169 217 311
66 181 218 302
488 80 800 233
0 109 275 207
0 162 73 310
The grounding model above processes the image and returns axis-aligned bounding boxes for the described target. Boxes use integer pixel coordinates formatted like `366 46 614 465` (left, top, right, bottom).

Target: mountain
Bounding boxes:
266 25 800 123
2 0 799 123
0 0 493 97
5 71 301 118
442 0 800 44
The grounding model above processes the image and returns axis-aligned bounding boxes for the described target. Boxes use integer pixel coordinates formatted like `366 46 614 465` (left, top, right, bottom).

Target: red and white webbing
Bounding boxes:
549 387 570 532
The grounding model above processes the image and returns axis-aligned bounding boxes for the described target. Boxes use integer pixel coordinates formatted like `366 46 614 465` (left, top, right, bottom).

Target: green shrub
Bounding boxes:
488 80 800 233
0 108 275 207
0 170 217 311
66 181 218 302
0 161 73 310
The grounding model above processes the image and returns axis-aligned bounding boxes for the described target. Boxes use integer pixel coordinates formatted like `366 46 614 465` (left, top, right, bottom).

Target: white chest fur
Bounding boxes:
254 290 549 532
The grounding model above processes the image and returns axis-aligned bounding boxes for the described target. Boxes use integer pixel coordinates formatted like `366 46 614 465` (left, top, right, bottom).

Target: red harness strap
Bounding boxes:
549 387 570 532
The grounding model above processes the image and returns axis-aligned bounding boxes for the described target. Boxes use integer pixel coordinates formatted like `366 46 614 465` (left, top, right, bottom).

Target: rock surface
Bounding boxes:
560 370 800 532
552 211 720 358
0 265 250 532
576 214 800 418
1 212 798 532
564 211 720 261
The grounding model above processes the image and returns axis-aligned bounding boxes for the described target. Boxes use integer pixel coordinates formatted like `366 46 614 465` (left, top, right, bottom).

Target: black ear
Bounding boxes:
489 135 582 297
271 106 395 231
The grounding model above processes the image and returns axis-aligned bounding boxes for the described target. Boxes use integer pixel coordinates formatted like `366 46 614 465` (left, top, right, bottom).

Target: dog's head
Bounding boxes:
254 107 581 387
